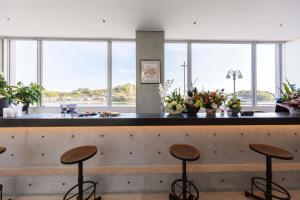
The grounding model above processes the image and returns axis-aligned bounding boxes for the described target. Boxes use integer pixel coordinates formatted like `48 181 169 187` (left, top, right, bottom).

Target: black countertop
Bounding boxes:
0 112 300 127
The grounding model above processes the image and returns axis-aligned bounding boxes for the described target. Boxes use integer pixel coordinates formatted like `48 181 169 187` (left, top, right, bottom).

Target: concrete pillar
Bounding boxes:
136 31 165 114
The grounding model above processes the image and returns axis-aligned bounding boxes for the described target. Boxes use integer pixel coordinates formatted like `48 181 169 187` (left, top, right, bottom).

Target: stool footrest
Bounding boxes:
63 180 97 200
170 179 199 200
245 177 291 200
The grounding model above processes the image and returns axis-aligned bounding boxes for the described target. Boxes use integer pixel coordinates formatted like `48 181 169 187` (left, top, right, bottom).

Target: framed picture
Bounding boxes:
140 60 161 84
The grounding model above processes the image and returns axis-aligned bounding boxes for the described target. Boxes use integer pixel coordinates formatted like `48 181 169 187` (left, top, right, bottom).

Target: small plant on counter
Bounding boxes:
280 81 300 108
226 95 241 116
199 89 225 115
15 82 44 114
166 89 184 115
185 87 202 115
0 73 17 116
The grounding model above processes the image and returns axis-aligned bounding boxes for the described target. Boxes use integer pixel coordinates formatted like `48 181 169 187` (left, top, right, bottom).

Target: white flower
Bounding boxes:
211 103 218 109
176 104 182 110
0 72 5 80
167 103 173 109
171 101 177 106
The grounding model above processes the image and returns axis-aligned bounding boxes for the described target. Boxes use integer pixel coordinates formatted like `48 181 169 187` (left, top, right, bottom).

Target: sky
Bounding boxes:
13 40 276 95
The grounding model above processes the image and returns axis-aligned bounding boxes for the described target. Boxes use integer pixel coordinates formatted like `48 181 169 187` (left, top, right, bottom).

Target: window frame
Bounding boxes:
2 37 284 112
4 37 136 112
165 40 284 110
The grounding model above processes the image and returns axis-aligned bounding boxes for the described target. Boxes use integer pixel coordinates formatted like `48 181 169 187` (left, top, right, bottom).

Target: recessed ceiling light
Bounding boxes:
280 23 285 27
101 19 106 24
4 17 11 21
193 21 197 25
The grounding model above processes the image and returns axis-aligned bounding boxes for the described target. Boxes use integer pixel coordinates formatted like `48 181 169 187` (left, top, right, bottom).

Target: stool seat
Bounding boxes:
0 147 6 154
249 144 293 160
61 145 97 165
170 144 200 161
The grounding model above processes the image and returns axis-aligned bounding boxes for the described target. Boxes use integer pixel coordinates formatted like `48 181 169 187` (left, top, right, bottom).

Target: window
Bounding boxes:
256 44 276 104
165 43 188 93
10 40 37 85
192 43 252 105
42 41 108 106
112 42 136 106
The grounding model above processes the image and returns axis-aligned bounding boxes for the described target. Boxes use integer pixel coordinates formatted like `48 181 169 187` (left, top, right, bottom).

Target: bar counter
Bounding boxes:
0 112 299 127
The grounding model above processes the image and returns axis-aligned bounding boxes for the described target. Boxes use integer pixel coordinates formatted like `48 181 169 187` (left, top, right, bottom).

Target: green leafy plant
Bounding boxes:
226 95 241 109
15 82 44 113
0 72 17 104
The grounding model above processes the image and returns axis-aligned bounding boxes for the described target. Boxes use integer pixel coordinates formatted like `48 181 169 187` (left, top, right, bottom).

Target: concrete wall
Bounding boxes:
136 31 164 114
284 38 300 86
0 125 300 196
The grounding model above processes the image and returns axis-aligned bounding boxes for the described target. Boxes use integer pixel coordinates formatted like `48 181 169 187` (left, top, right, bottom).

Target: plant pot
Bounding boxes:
229 108 241 116
185 103 200 115
0 98 10 116
22 104 30 114
205 108 217 116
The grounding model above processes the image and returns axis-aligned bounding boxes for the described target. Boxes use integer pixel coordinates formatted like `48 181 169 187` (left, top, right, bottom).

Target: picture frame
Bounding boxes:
140 60 161 84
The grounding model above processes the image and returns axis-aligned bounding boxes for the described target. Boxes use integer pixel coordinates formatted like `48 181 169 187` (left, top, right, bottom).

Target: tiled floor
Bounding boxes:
8 190 300 200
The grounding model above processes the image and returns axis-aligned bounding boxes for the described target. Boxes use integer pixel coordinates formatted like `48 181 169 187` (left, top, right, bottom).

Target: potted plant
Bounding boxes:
199 89 225 116
185 87 202 115
0 73 16 116
15 82 44 114
166 89 184 115
226 95 241 116
279 81 300 114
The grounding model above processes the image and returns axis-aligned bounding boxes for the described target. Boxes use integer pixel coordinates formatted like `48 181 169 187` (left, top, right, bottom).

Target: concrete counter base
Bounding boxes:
0 125 299 196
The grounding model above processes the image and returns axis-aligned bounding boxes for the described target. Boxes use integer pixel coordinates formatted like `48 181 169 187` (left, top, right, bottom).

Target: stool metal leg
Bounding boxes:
78 161 83 200
182 160 187 200
266 156 272 200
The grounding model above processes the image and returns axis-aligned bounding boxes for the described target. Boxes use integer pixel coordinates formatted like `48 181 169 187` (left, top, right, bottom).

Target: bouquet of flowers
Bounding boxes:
280 81 300 108
166 89 184 114
226 95 241 115
199 89 225 111
185 87 202 114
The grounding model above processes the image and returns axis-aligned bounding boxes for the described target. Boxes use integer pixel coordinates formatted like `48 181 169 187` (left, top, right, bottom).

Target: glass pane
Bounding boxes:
11 40 37 85
192 43 252 105
112 42 136 106
165 43 188 94
42 41 107 107
256 44 276 104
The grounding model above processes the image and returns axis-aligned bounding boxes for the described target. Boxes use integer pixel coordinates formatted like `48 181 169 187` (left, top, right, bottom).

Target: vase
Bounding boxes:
289 107 300 115
229 108 240 116
22 104 30 114
160 98 165 116
185 103 200 115
205 108 217 116
0 98 10 116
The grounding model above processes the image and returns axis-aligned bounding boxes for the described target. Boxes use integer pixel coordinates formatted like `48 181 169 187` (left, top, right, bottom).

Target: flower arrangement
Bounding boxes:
199 89 225 114
166 89 184 114
158 79 174 114
280 81 300 108
226 95 241 115
185 87 202 114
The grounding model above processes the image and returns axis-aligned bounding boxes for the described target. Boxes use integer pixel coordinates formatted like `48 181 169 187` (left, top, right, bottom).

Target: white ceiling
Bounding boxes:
0 0 300 41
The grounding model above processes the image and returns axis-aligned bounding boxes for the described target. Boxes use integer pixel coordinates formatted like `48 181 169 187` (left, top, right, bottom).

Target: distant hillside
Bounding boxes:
44 83 136 103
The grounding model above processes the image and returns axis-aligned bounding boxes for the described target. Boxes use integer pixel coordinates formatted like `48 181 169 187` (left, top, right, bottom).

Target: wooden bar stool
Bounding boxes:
245 144 293 200
61 145 100 200
0 146 6 200
169 144 200 200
